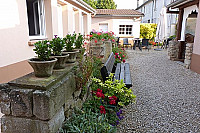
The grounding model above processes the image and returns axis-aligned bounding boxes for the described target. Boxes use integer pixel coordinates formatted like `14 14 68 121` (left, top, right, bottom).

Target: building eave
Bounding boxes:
93 14 144 18
135 0 153 10
64 0 96 13
167 0 194 9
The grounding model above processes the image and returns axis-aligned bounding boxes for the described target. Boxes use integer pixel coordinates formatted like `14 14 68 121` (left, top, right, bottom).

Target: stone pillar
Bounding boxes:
184 43 194 69
168 40 179 60
0 63 87 133
104 41 112 63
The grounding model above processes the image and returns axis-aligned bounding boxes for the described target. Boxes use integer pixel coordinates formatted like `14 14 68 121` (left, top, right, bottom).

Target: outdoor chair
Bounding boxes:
133 39 142 51
116 37 120 46
123 38 132 49
142 39 150 51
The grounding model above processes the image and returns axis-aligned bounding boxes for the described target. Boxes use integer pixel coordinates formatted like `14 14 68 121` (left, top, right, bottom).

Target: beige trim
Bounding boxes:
0 60 33 84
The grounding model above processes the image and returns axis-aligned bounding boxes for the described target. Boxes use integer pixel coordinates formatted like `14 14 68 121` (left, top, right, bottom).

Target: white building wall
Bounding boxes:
137 0 178 37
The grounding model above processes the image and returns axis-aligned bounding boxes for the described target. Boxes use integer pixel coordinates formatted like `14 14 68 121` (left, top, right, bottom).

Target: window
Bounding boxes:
26 0 46 37
119 25 132 35
99 23 108 32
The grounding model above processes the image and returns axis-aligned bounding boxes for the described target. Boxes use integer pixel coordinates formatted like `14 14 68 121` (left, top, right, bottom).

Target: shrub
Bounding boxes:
50 35 65 56
140 23 157 40
112 47 127 64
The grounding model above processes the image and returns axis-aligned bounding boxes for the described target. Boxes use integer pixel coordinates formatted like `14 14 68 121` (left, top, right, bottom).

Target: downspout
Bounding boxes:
152 0 154 23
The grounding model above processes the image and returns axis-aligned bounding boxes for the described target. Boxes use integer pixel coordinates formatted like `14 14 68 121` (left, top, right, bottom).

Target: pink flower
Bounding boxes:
114 55 117 58
89 35 93 38
122 55 125 57
97 32 101 36
112 39 115 42
102 39 105 41
115 53 119 56
95 40 98 43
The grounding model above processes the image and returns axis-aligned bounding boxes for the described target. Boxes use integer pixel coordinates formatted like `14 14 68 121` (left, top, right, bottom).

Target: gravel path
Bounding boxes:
118 49 200 133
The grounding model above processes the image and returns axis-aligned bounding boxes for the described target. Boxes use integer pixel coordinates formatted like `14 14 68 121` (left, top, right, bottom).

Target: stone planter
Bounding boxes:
28 58 57 77
63 50 79 63
51 54 69 69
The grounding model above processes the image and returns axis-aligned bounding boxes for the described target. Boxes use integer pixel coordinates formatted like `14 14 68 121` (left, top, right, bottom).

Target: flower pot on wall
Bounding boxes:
28 58 57 77
51 54 69 69
63 50 79 63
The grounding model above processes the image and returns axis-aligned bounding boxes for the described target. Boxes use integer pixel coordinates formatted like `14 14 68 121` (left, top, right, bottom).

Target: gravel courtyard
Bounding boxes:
118 49 200 133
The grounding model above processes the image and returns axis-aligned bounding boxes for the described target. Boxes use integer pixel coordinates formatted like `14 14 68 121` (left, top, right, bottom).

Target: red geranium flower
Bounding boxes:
95 39 98 43
123 59 126 63
97 32 101 36
122 55 125 57
100 105 106 114
89 35 93 37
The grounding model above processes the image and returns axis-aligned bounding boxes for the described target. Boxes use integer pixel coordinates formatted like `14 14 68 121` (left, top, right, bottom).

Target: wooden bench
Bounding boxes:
101 52 132 88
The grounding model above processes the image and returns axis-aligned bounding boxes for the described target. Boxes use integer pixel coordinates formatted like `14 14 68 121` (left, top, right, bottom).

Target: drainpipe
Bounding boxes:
152 0 154 23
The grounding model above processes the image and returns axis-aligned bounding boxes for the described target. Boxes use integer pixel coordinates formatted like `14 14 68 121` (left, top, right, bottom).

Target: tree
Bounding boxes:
97 0 117 9
83 0 117 9
83 0 97 9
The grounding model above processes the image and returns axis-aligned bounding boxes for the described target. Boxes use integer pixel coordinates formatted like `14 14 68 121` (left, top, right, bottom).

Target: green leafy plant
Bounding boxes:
50 35 65 56
33 40 52 61
75 33 84 49
63 34 76 51
60 107 116 133
92 73 136 107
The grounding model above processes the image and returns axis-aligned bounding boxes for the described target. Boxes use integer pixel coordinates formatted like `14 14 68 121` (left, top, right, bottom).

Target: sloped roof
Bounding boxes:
95 9 144 17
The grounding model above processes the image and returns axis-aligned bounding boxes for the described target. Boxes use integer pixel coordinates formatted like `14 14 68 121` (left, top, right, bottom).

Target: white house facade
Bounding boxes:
136 0 178 37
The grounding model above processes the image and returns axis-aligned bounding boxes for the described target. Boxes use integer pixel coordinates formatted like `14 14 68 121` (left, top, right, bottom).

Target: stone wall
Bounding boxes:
0 63 88 133
184 43 194 69
168 40 179 60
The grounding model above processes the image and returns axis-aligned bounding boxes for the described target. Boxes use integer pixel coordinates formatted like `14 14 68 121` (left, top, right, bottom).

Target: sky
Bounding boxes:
114 0 137 9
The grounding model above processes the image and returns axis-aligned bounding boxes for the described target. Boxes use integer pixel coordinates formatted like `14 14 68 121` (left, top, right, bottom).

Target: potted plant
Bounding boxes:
50 35 69 69
28 40 57 77
63 34 79 63
75 33 85 58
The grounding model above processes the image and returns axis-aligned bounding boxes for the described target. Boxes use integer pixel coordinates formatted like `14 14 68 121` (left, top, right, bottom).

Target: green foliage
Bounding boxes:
92 57 102 78
92 73 136 107
140 23 157 40
33 40 52 61
83 0 117 9
60 108 116 133
83 0 98 9
50 36 65 56
75 33 84 49
63 34 76 51
97 0 117 9
112 47 127 64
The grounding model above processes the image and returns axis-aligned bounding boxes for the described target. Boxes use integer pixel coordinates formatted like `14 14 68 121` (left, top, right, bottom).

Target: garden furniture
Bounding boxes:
101 52 132 88
123 38 132 49
133 38 142 51
141 39 150 51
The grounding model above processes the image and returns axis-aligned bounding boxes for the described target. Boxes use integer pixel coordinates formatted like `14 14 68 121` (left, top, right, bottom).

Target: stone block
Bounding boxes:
33 73 75 120
10 89 33 117
1 107 65 133
73 89 81 99
74 99 83 109
0 84 11 115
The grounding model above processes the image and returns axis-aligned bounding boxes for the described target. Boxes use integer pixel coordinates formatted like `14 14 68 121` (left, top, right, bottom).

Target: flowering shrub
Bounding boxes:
149 40 156 46
63 34 76 51
86 30 116 43
112 47 127 63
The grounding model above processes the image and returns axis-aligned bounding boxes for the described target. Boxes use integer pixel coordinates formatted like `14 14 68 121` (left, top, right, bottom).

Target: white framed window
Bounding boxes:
26 0 46 39
99 23 108 32
119 25 133 35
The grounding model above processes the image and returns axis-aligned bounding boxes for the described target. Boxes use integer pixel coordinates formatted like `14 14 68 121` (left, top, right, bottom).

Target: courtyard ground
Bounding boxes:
118 49 200 132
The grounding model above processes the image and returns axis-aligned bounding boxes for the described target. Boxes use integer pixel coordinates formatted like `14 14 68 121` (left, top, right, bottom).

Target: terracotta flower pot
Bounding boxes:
28 58 57 77
51 54 69 69
62 50 79 63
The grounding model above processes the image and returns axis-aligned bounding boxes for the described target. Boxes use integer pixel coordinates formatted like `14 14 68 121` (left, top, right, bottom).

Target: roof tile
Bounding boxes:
96 9 143 16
